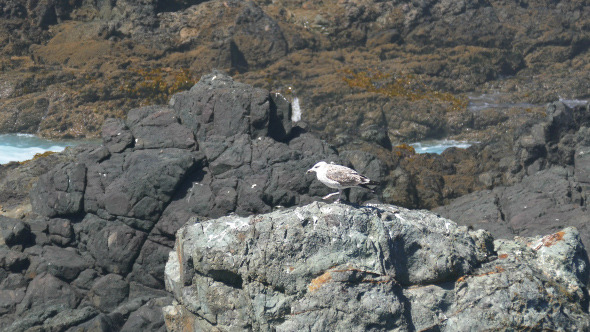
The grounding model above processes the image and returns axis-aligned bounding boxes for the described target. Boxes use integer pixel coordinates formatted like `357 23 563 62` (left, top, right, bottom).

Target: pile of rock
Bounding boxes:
164 202 590 331
0 72 371 330
435 101 590 247
1 0 588 145
1 71 589 331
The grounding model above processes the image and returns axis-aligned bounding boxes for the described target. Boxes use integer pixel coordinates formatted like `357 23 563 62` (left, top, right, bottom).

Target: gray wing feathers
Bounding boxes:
325 165 370 186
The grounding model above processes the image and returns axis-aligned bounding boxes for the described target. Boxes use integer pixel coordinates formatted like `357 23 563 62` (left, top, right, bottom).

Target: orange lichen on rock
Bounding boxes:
532 231 566 250
541 231 565 247
120 68 196 105
456 266 506 283
308 271 332 292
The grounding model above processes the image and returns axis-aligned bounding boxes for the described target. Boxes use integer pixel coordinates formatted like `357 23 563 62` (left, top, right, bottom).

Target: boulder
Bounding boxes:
163 202 590 330
47 217 74 246
87 274 130 312
120 297 171 332
43 245 90 281
102 118 134 154
83 216 147 275
30 162 86 218
15 273 80 315
0 216 32 247
5 72 355 330
32 71 345 223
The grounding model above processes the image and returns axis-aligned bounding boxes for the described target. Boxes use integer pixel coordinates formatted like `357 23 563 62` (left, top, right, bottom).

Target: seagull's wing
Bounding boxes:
325 165 370 187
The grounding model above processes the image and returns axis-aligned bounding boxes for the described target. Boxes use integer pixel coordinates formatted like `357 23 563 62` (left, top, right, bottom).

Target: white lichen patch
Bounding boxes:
205 217 251 247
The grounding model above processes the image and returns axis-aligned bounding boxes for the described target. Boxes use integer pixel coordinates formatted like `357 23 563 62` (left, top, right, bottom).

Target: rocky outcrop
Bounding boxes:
164 202 590 331
0 0 588 148
0 72 383 331
0 150 80 219
1 70 589 330
434 101 590 247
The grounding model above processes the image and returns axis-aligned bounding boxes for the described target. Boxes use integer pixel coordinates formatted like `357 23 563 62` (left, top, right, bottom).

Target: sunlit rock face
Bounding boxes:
164 202 590 331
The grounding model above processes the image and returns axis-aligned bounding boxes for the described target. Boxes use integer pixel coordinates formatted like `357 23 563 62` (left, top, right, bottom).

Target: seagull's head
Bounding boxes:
306 161 328 174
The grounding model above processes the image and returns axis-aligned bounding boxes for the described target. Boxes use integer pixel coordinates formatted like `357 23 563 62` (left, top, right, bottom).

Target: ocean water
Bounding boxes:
467 93 536 112
559 98 588 108
0 134 76 164
410 140 474 154
468 93 589 111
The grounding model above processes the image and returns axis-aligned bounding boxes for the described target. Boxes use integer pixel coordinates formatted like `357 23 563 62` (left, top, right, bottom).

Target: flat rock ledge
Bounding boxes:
164 202 590 331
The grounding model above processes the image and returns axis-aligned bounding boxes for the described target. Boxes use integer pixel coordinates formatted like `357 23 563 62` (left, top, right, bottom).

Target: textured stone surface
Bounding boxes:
434 101 590 248
0 73 356 330
0 216 31 247
30 162 86 218
0 0 587 148
87 274 130 312
2 72 589 331
164 202 590 331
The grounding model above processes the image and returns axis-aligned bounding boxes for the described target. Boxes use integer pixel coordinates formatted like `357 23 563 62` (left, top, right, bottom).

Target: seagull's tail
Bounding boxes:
367 180 380 186
358 181 380 192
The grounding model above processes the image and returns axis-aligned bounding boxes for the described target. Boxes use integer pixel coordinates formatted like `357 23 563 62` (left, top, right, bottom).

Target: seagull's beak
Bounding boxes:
306 168 313 174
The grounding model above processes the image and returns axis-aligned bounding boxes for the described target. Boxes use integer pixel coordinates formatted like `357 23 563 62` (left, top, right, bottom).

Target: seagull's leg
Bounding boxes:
335 189 343 203
322 192 340 200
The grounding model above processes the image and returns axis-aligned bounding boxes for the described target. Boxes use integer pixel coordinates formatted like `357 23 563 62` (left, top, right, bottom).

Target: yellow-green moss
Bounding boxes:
19 151 56 165
341 68 468 112
120 68 197 105
393 143 416 157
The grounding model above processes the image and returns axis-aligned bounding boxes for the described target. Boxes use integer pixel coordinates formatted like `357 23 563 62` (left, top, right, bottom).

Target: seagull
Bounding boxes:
306 161 379 202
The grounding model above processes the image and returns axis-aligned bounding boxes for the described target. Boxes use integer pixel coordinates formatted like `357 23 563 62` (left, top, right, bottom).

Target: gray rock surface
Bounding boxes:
1 72 375 330
434 102 590 248
0 150 78 219
164 202 590 331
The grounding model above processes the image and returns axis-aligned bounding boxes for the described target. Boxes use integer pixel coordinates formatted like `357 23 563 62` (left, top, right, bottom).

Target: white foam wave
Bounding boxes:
410 140 474 154
559 98 588 108
467 93 536 111
0 134 74 164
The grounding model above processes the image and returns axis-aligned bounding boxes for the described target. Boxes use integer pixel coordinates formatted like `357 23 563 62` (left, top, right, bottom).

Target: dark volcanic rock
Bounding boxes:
0 72 355 330
434 101 590 247
30 161 86 218
87 274 130 312
120 297 171 332
43 246 89 281
0 150 77 219
15 273 80 315
0 216 31 248
83 216 147 275
102 118 134 154
164 202 590 331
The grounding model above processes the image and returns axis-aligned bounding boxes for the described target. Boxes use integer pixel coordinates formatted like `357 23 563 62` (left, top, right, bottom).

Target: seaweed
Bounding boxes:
341 68 468 112
119 68 197 105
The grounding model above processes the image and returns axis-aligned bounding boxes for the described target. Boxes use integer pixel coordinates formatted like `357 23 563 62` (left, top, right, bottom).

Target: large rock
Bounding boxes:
0 216 31 248
0 72 358 330
31 72 346 222
164 202 590 331
87 274 130 312
15 273 80 315
30 162 86 218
